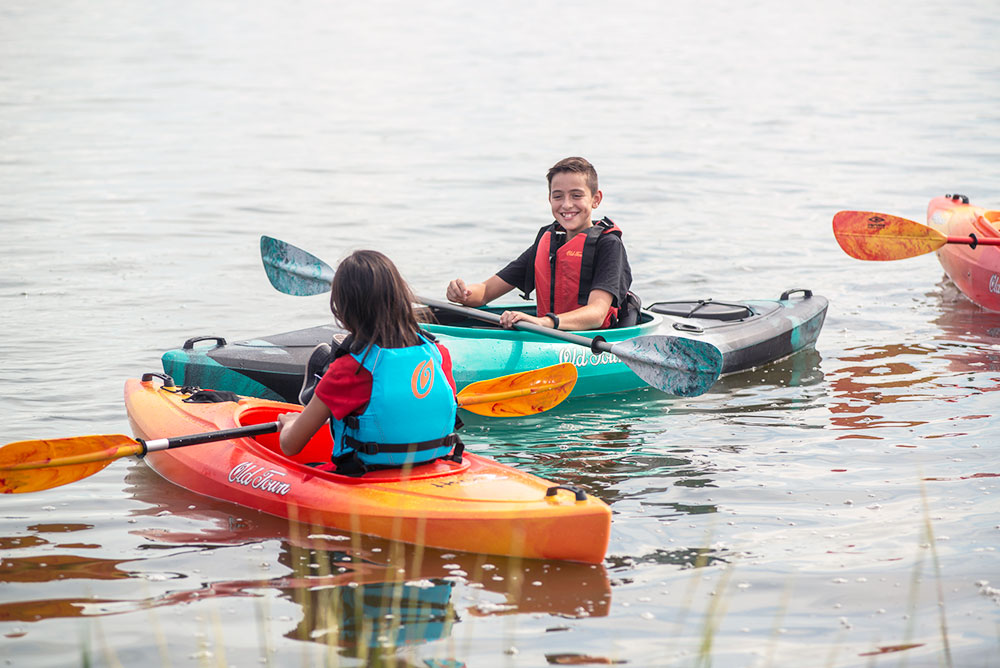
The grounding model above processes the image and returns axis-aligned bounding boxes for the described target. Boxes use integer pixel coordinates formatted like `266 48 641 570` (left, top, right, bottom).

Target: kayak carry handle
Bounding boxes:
546 485 588 502
780 288 813 301
141 372 175 386
183 336 228 350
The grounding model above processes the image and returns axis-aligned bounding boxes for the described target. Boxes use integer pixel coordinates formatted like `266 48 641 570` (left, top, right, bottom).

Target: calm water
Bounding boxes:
2 1 999 666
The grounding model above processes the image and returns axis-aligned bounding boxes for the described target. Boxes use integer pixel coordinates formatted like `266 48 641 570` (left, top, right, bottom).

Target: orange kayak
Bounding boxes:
927 194 1000 312
124 376 611 564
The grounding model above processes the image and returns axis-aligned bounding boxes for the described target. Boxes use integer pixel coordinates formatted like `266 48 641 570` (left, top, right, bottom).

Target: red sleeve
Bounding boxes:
314 355 373 420
436 342 457 394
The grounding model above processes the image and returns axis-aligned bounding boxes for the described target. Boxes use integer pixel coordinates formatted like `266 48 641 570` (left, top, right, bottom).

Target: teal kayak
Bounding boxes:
160 289 827 403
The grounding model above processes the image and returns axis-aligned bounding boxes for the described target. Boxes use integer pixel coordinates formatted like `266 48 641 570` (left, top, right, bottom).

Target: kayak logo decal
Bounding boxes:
558 346 621 368
866 215 887 230
412 359 434 399
229 462 291 496
990 274 1000 295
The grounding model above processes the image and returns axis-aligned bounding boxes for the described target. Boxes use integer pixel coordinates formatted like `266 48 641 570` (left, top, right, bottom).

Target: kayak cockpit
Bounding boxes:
234 404 471 482
421 302 661 342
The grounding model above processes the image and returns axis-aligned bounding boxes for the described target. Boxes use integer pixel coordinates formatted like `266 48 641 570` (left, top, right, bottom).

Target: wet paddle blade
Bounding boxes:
457 363 578 417
610 336 722 397
0 435 140 494
832 211 948 261
260 235 335 296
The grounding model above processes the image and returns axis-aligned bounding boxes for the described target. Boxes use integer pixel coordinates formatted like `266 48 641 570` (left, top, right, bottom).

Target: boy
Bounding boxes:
446 157 633 331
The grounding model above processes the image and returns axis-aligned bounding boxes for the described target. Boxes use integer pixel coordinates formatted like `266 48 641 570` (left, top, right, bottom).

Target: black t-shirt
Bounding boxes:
496 225 632 308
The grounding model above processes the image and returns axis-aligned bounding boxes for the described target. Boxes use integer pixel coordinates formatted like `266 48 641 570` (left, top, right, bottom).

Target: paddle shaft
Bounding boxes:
418 295 609 354
144 422 280 451
944 234 1000 248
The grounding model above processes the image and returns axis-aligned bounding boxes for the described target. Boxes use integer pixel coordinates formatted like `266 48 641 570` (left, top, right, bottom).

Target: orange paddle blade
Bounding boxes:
833 211 948 261
0 435 141 494
457 363 577 417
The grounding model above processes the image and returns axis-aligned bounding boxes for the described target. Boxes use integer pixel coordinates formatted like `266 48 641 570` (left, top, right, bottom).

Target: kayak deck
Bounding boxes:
124 377 611 563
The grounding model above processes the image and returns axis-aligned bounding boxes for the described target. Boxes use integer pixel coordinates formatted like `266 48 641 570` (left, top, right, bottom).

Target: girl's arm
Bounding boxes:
278 394 332 456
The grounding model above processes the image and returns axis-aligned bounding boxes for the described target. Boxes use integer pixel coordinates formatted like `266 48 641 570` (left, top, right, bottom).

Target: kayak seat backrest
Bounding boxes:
238 404 333 464
647 300 752 322
980 210 1000 234
613 291 642 328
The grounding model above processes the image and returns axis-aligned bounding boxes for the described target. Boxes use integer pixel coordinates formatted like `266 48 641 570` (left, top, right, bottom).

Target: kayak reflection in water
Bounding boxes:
278 250 462 474
446 157 636 331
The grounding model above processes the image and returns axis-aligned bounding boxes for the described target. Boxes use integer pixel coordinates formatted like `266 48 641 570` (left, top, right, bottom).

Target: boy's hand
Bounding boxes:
500 311 553 329
446 278 473 304
446 275 512 307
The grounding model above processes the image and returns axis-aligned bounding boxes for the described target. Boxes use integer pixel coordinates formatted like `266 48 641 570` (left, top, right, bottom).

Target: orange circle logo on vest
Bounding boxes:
411 360 434 399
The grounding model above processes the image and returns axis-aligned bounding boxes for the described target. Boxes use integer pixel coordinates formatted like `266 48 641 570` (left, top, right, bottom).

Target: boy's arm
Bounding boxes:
446 275 515 307
499 289 614 331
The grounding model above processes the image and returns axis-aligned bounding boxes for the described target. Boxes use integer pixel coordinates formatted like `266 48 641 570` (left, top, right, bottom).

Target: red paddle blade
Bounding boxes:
832 211 948 261
0 434 139 494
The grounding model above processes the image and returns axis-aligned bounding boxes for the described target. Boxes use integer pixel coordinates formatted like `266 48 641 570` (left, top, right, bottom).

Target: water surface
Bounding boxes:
2 1 999 666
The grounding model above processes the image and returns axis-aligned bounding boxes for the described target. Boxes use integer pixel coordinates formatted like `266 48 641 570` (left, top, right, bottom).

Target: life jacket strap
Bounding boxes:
577 217 615 305
342 432 462 457
520 223 557 301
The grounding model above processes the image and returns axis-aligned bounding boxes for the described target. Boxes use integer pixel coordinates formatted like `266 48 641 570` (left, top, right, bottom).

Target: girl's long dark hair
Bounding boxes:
330 250 423 349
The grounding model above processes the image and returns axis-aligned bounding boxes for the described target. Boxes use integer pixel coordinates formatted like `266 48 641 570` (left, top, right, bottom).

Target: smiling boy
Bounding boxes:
446 157 633 331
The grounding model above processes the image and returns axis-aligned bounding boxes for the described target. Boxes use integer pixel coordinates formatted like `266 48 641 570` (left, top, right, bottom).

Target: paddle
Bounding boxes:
832 211 1000 261
0 424 279 494
260 236 724 397
0 364 577 494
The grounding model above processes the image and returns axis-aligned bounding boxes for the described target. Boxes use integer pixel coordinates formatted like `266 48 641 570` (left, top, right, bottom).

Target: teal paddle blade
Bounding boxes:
609 335 722 397
260 235 334 296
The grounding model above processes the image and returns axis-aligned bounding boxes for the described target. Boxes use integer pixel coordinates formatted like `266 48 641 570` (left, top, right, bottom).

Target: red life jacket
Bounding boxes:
529 218 622 329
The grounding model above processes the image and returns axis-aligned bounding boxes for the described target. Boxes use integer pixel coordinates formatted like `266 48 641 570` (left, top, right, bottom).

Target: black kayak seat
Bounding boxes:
647 299 753 322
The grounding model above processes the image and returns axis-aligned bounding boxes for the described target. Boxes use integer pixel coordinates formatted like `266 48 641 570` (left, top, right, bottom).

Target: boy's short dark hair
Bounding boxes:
546 157 598 195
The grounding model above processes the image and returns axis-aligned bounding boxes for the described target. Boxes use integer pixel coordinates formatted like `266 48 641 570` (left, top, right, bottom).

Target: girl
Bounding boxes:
278 250 460 472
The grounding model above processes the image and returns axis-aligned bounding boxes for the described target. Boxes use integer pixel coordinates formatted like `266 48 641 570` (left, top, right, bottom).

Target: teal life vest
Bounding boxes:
330 336 460 468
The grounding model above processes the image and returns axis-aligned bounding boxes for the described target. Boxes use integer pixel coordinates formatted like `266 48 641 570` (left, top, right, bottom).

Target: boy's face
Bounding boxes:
549 171 602 236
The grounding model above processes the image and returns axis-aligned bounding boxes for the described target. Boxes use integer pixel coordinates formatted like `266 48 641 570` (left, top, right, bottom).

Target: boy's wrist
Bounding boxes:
545 312 560 329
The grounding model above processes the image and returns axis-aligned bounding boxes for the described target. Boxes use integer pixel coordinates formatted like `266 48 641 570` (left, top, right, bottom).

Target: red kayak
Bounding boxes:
124 375 611 564
927 194 1000 312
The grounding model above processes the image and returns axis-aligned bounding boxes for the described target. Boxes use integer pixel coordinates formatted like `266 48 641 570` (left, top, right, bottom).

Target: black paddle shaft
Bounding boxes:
141 422 281 453
417 296 609 354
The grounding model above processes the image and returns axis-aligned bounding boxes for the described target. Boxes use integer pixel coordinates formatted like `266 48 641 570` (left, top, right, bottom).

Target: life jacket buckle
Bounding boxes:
357 441 379 455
